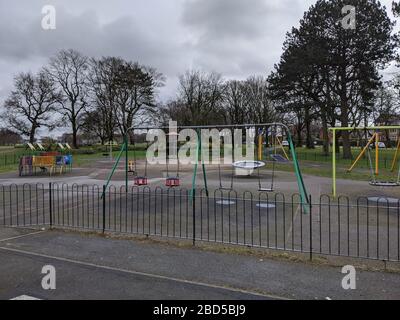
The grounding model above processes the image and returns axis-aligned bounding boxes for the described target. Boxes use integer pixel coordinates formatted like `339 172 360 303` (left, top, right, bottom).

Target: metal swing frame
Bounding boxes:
132 137 149 186
258 125 277 192
165 131 181 188
102 123 309 211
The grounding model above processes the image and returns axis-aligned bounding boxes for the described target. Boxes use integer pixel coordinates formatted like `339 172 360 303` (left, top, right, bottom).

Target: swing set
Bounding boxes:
329 126 400 197
102 123 309 210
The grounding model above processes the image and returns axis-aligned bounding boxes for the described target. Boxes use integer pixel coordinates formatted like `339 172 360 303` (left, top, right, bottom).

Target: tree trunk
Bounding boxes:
305 107 314 149
340 99 352 159
385 129 391 148
296 124 303 148
335 136 340 154
320 106 329 155
29 126 36 144
72 124 78 149
129 132 135 145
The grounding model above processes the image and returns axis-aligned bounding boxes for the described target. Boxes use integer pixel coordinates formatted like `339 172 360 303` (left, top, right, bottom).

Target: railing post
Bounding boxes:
102 185 106 234
49 182 53 227
309 194 312 261
192 190 196 246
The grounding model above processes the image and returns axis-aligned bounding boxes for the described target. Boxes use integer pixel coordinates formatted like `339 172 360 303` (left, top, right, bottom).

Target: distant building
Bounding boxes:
375 114 400 142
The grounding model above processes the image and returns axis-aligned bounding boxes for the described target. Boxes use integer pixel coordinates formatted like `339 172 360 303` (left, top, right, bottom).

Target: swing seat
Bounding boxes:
259 188 274 192
165 177 180 187
134 177 148 186
369 181 400 187
271 154 289 163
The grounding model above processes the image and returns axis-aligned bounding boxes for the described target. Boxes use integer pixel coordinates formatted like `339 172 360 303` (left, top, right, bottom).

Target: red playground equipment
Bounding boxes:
164 146 180 187
134 176 148 186
165 177 180 187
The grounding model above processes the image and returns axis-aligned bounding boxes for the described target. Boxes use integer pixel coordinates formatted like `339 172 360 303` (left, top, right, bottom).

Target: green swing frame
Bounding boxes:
102 123 309 211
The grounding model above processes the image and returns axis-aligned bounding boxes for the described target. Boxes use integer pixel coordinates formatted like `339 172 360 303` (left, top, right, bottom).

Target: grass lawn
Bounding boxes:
0 145 397 183
71 150 147 167
266 145 398 182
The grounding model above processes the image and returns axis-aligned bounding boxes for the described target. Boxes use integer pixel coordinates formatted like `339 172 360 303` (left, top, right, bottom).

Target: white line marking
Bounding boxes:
10 295 41 300
0 230 45 242
0 246 288 300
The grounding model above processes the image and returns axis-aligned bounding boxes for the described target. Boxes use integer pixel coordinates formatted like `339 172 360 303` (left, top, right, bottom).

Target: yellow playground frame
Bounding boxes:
329 126 400 197
257 129 290 161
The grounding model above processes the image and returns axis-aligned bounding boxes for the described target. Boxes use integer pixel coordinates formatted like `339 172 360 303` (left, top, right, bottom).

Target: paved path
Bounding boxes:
1 159 399 201
0 227 399 300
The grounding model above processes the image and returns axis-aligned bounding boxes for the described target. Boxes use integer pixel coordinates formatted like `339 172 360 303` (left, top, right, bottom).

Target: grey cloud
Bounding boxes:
0 2 191 105
181 0 311 77
0 0 396 120
0 6 186 73
182 0 271 39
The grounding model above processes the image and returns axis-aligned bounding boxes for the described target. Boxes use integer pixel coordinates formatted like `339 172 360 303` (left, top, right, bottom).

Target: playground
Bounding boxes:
0 124 399 264
1 123 398 201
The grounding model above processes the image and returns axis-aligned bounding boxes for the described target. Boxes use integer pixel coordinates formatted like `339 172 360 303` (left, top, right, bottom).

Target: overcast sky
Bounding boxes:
0 0 398 136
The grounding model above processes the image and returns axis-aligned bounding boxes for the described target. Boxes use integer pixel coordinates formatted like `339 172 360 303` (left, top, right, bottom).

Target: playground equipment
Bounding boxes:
19 142 73 176
232 161 266 170
57 142 72 152
19 154 72 176
36 143 45 151
102 123 309 211
134 176 148 186
391 135 400 172
27 143 36 151
130 137 149 186
165 177 180 187
329 126 400 197
256 125 291 191
257 126 277 192
128 160 135 174
105 141 118 161
165 131 180 188
346 130 400 187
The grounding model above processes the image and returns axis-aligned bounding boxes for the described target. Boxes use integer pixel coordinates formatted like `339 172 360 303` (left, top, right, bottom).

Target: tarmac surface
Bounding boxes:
1 159 399 300
1 158 399 201
0 227 399 300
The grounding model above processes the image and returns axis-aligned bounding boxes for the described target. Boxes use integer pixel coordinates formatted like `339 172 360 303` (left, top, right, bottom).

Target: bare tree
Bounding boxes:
2 71 62 143
46 49 89 148
242 76 277 124
81 109 109 145
372 86 400 146
88 57 163 143
163 70 225 126
88 57 120 144
222 80 248 124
